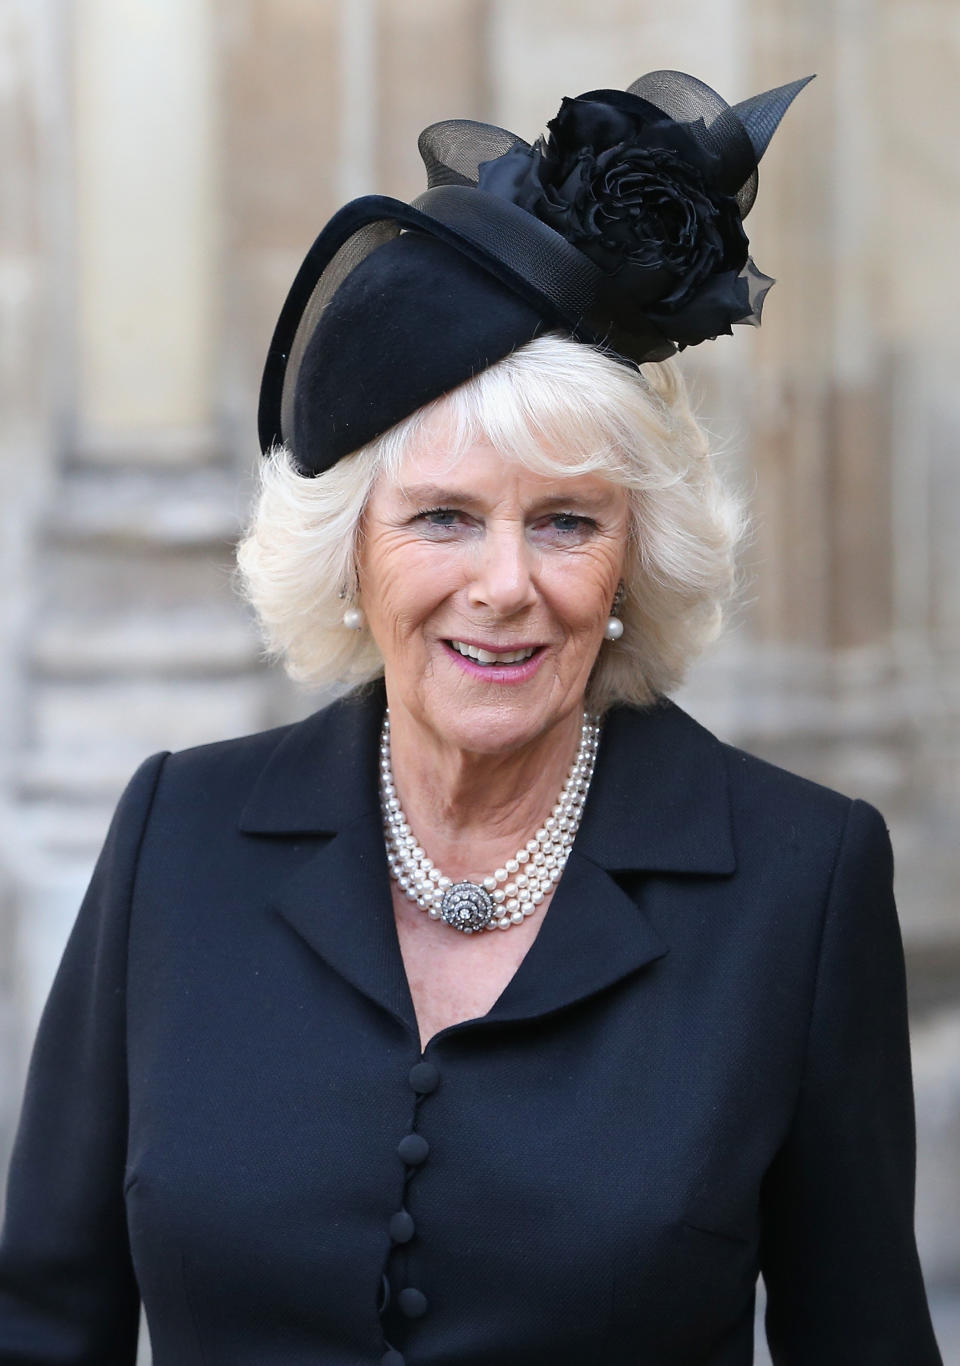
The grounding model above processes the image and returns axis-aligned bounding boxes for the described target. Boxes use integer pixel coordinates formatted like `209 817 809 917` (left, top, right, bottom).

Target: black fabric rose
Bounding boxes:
477 89 759 349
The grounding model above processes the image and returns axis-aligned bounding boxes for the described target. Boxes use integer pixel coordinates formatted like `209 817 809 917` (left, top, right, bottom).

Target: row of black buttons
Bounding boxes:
379 1061 442 1362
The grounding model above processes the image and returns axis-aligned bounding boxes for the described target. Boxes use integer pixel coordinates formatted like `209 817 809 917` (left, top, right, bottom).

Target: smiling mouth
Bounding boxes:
448 640 540 666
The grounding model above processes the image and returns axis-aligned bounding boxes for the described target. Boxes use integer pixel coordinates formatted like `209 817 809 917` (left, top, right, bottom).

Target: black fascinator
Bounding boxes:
259 70 812 475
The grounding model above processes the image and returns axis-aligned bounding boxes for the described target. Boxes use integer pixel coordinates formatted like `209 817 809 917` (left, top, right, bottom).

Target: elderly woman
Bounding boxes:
0 71 942 1366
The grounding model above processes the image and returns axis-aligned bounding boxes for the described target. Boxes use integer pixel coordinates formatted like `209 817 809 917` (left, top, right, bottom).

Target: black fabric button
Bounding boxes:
396 1133 429 1166
408 1061 440 1094
381 1350 405 1366
389 1209 416 1243
398 1286 429 1318
378 1273 391 1313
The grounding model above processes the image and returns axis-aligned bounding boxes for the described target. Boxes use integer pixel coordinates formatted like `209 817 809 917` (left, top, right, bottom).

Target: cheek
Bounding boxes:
363 542 460 638
546 557 622 636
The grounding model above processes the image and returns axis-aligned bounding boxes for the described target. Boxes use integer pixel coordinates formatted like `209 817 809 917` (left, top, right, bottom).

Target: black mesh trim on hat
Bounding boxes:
623 70 758 214
738 258 775 325
418 120 525 189
411 186 602 321
622 71 813 217
731 77 816 166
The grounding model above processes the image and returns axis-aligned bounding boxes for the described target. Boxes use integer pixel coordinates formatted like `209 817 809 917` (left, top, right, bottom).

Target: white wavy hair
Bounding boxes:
236 333 744 712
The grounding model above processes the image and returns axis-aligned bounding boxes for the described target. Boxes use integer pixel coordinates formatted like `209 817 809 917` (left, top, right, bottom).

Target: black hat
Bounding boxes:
258 69 813 476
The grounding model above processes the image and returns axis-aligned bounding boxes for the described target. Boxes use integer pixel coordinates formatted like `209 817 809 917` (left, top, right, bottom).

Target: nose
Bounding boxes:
466 524 538 617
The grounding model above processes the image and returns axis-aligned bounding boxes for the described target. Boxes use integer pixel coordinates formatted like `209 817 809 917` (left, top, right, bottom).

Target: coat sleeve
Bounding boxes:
759 797 942 1364
0 750 168 1365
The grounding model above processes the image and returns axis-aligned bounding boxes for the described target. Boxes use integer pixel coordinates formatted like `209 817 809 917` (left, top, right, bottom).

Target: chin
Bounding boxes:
427 692 576 758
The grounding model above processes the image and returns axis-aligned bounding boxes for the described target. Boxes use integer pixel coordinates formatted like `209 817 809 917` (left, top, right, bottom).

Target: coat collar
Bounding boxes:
239 684 735 1040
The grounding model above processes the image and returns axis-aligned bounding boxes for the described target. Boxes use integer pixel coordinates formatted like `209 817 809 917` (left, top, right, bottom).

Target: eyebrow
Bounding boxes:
397 484 476 506
397 483 616 512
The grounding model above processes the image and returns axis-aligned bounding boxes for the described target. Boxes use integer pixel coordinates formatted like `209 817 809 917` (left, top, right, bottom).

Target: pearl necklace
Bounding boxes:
379 710 601 933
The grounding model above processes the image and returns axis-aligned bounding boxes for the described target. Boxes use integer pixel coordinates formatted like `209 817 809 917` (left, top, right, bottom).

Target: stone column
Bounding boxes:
73 0 217 455
0 0 74 1172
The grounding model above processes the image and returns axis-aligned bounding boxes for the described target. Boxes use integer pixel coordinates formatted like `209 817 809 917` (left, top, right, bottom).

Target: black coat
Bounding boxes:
0 687 942 1365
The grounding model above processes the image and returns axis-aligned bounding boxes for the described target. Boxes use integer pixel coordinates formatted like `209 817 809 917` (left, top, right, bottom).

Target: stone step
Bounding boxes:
19 675 272 801
678 638 956 745
31 608 262 677
7 799 118 866
46 466 247 548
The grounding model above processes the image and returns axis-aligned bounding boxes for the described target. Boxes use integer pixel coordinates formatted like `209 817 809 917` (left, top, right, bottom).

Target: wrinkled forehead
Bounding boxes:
373 421 628 512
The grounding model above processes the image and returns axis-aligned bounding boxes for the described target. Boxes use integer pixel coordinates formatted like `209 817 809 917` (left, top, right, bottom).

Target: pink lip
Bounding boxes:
441 640 546 685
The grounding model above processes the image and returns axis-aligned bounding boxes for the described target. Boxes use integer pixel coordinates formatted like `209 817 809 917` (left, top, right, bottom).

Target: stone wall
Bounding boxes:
1 0 958 1349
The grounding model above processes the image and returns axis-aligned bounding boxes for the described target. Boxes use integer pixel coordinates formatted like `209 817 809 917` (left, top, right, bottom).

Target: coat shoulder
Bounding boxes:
714 726 889 865
637 695 876 830
162 715 298 781
650 697 886 859
719 735 856 818
144 687 381 834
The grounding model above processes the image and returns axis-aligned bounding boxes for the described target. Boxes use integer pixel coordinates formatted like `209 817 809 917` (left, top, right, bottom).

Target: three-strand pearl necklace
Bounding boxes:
379 710 601 933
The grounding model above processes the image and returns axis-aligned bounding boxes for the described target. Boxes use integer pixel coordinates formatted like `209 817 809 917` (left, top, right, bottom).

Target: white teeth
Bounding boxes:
450 640 536 666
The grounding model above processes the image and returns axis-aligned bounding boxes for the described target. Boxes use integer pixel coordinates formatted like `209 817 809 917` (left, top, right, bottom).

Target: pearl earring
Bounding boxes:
605 582 625 642
342 605 365 630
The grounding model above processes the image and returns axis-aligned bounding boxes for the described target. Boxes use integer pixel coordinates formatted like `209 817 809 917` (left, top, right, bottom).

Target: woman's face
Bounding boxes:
357 424 629 756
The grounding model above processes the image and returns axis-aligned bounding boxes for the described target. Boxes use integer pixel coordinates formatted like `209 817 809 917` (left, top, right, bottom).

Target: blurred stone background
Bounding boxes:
1 0 957 1360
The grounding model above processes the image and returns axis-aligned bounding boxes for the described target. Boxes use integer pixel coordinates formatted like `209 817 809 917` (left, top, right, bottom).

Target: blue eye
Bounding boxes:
545 513 596 536
418 507 460 526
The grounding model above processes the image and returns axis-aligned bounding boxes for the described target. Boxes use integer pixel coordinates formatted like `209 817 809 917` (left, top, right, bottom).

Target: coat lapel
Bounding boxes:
262 816 418 1036
239 684 418 1034
484 848 669 1025
574 699 737 874
238 687 736 1036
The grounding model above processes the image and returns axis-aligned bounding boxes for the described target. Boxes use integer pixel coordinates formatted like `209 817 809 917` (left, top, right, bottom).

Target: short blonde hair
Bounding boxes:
236 334 743 711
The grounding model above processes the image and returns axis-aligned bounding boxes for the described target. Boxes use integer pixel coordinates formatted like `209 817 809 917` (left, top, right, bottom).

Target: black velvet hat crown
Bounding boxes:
258 70 813 476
